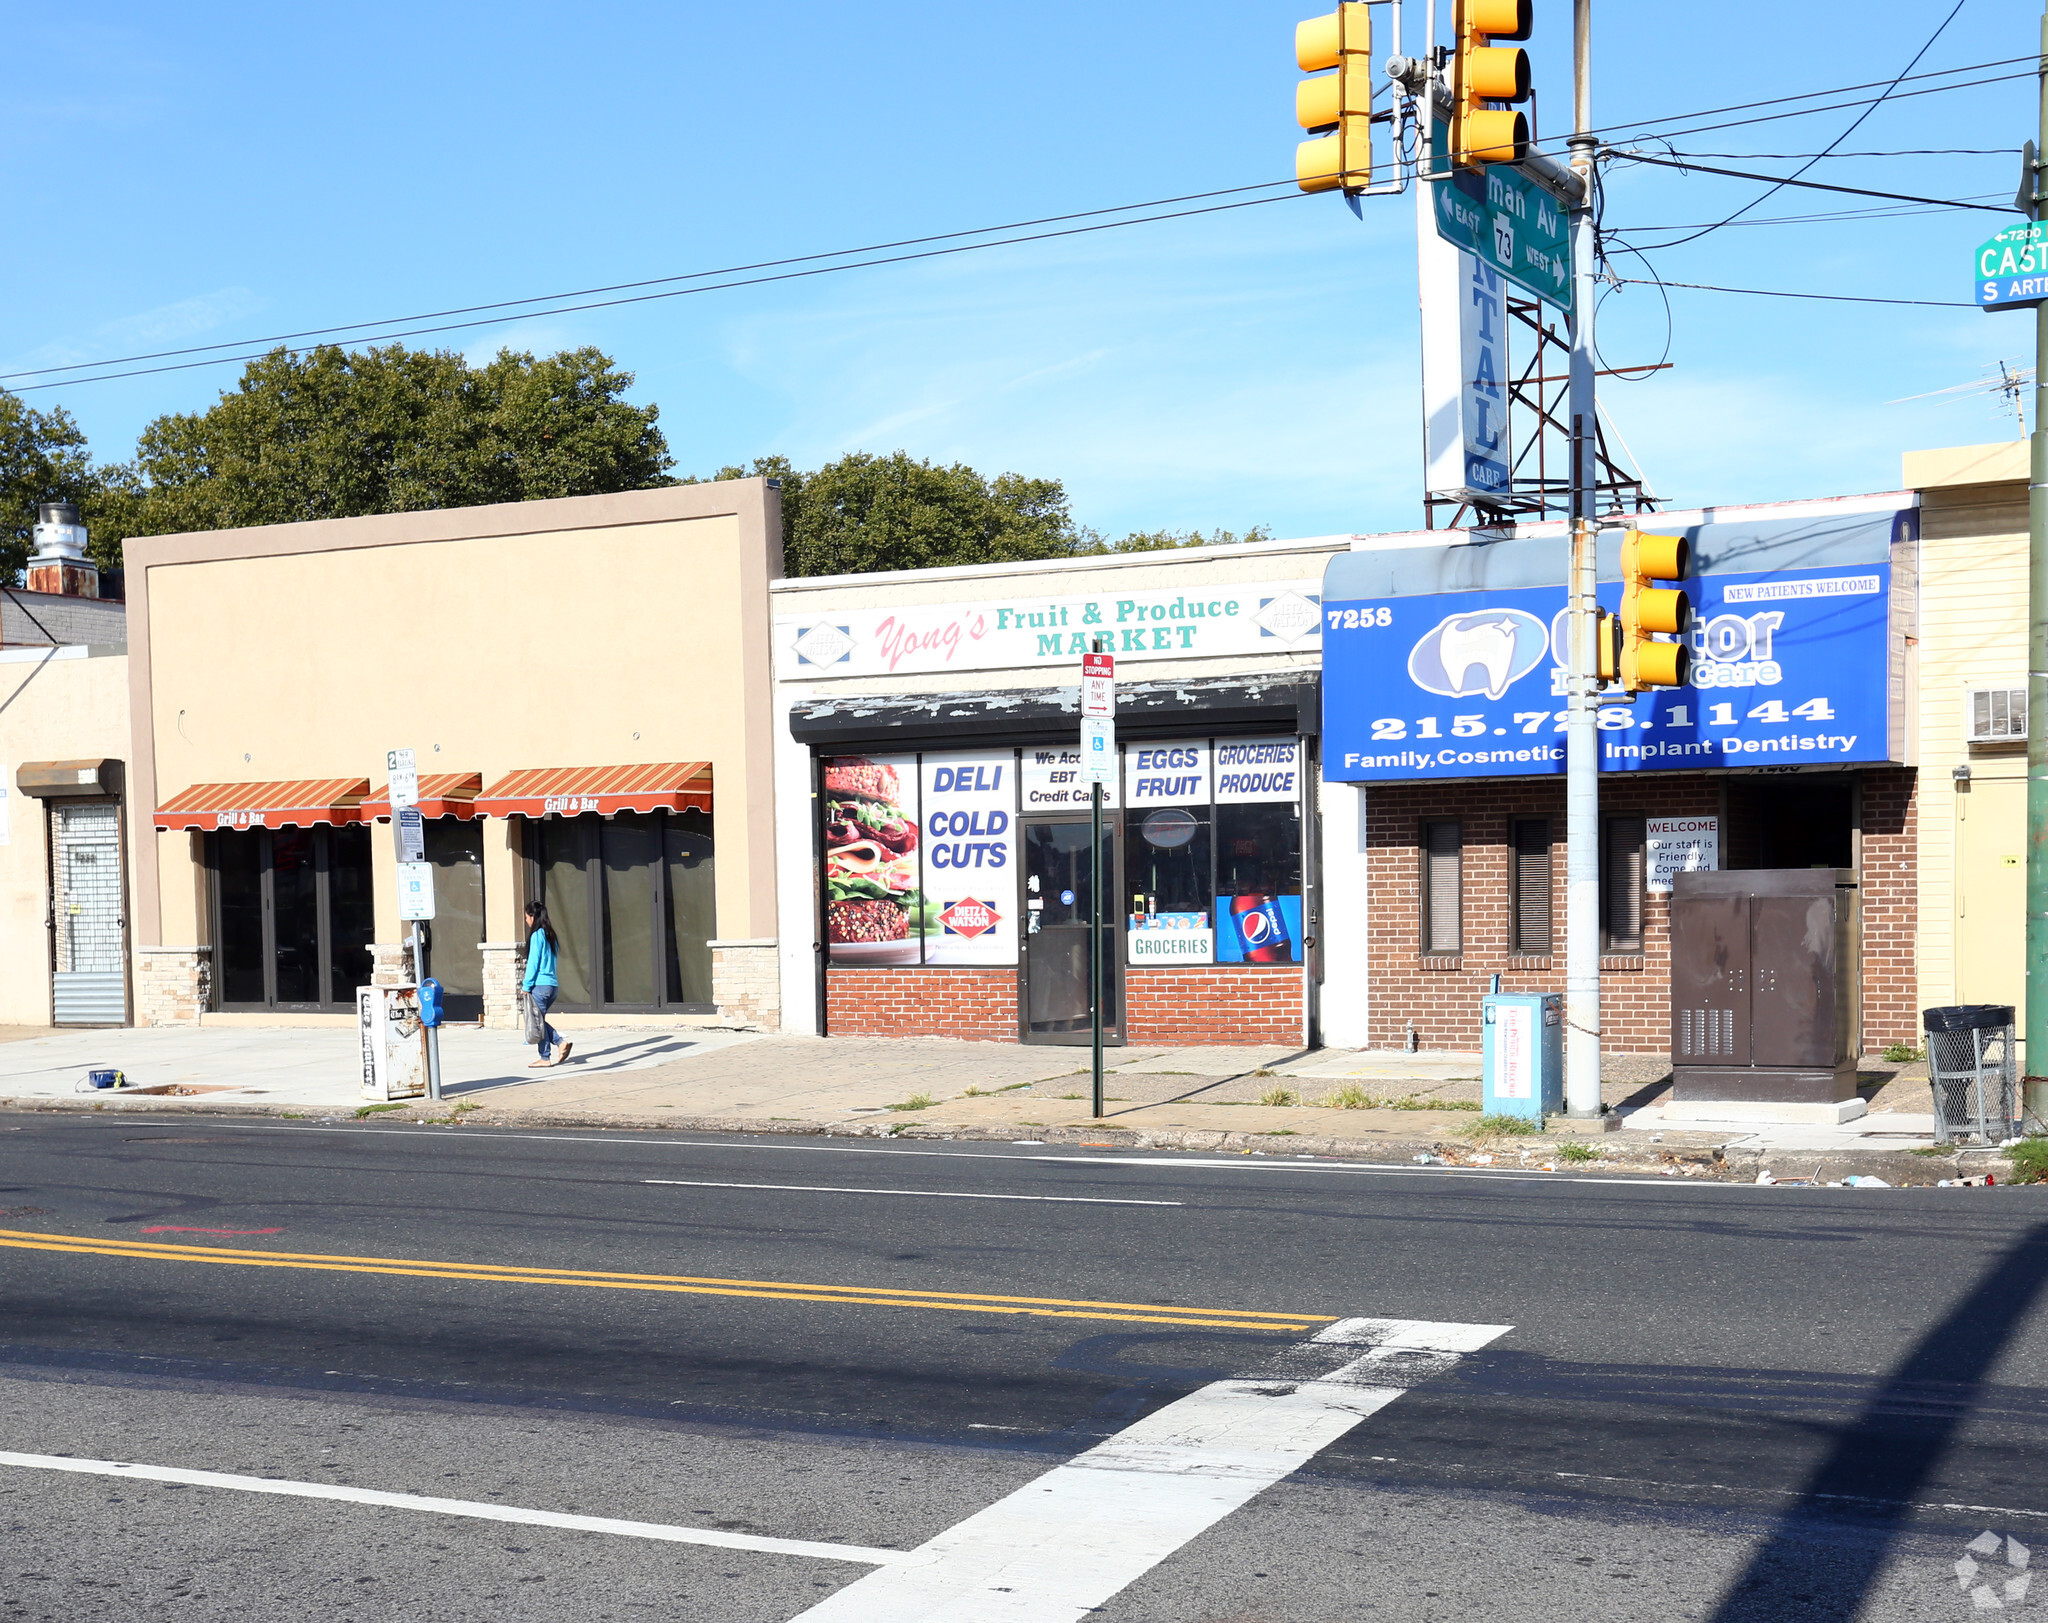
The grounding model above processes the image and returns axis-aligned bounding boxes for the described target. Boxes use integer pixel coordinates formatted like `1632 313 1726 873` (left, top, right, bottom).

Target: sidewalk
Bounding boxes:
0 1025 2010 1185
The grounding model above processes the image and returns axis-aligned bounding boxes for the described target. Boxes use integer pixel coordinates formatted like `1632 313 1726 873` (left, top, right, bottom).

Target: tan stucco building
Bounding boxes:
123 480 785 1029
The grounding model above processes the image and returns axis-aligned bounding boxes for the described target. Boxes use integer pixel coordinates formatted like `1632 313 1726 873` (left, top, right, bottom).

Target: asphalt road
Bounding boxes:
0 1112 2043 1622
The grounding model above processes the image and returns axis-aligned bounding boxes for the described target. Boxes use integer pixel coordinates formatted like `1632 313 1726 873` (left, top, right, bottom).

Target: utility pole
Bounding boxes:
2028 3 2048 1093
1563 0 1602 1120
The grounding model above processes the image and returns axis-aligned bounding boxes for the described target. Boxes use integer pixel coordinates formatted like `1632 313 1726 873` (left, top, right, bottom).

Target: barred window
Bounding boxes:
1421 820 1462 955
1510 817 1553 956
1601 815 1646 954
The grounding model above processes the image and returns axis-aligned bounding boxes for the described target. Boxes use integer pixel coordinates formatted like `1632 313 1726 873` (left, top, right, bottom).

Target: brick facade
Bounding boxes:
1126 966 1304 1044
827 967 1019 1039
136 946 210 1027
1362 768 1917 1054
826 964 1304 1045
710 939 782 1031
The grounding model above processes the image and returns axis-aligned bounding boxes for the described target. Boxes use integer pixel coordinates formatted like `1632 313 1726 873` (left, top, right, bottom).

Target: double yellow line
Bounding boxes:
0 1227 1330 1332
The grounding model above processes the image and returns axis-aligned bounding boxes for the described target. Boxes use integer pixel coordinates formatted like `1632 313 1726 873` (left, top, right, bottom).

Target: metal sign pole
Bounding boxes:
1092 776 1104 1119
2027 4 2048 1107
1081 641 1116 1121
1562 0 1603 1121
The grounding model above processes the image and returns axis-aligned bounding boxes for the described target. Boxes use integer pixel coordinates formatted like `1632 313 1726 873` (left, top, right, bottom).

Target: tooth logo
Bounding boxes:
1408 610 1550 700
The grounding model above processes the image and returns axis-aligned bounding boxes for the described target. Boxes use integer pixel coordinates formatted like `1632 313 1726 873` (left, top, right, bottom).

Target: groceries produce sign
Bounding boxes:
779 580 1322 678
1322 564 1892 781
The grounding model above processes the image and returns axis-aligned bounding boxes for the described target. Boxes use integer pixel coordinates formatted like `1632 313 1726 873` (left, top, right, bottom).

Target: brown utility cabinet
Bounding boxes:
1669 869 1859 1106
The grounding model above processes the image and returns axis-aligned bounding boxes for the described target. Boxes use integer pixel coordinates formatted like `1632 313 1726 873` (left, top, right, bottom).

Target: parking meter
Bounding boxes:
418 977 444 1029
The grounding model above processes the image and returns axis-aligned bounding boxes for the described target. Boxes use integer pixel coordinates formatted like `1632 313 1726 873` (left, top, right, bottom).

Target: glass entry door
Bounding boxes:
208 825 374 1010
422 818 486 1022
1021 818 1121 1045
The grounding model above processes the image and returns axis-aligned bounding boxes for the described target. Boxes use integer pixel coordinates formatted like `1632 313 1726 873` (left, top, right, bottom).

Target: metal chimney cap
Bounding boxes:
36 500 81 527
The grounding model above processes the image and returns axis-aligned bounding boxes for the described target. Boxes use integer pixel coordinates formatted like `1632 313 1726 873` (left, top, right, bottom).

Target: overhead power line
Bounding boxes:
1615 277 1974 310
1609 150 2013 214
1608 70 2037 146
1586 54 2032 138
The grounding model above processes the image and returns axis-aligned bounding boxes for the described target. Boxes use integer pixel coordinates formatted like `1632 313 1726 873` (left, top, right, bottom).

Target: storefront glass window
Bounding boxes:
664 811 716 1006
534 817 596 1005
602 813 661 1006
420 820 484 1016
208 826 373 1010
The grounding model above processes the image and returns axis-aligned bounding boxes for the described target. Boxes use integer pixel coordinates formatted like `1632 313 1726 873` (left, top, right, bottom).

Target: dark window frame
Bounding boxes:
1601 813 1647 954
1420 818 1463 956
1509 816 1553 957
522 809 717 1015
204 824 372 1012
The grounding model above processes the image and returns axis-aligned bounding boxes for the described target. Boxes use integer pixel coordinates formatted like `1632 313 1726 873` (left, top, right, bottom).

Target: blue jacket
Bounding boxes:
522 929 558 990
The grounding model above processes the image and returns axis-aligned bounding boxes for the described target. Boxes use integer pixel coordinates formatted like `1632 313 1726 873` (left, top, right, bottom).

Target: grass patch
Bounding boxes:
1316 1084 1373 1110
280 1111 310 1120
355 1102 410 1119
1882 1041 1922 1063
996 1081 1034 1092
887 1093 937 1113
1389 1094 1481 1112
2011 1137 2048 1184
1261 1129 1300 1137
1557 1141 1599 1163
1470 1113 1540 1138
1909 1145 1952 1157
1059 1092 1085 1100
1259 1086 1300 1108
1017 1120 1046 1127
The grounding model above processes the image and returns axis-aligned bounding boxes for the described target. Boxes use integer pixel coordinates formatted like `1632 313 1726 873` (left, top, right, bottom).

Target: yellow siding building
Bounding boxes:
1908 441 2029 1025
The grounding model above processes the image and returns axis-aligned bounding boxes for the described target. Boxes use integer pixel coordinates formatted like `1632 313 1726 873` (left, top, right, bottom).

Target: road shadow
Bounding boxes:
1708 1218 2048 1621
439 1034 714 1097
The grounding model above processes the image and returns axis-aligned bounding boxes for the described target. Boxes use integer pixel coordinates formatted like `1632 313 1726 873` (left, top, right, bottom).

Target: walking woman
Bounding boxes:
522 902 574 1068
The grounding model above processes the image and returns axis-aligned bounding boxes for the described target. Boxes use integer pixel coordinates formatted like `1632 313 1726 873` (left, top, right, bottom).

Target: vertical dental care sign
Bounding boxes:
1460 255 1511 497
1420 186 1511 503
920 751 1018 965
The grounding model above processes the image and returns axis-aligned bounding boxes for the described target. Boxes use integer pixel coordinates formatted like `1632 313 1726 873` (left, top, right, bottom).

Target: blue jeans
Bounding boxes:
530 983 561 1059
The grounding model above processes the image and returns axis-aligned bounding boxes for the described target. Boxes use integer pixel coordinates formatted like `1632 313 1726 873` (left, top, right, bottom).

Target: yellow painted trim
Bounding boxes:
0 1229 1329 1332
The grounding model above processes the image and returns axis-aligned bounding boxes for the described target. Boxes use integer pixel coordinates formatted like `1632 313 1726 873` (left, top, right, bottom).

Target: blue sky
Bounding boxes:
3 2 2037 541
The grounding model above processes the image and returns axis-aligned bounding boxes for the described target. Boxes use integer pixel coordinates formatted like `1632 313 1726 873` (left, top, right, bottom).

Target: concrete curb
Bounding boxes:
4 1095 2028 1186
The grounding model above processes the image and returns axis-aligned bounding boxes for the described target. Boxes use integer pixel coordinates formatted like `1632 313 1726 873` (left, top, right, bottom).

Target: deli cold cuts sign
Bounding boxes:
1323 565 1892 781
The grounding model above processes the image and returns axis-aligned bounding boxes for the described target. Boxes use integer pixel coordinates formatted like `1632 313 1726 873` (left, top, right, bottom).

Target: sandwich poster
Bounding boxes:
823 755 930 964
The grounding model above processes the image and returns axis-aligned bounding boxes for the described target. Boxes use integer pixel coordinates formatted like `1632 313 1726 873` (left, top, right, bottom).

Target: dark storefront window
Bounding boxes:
1602 815 1647 953
1510 818 1553 956
1125 808 1212 918
423 819 486 1021
1421 819 1462 954
528 810 715 1012
207 825 374 1010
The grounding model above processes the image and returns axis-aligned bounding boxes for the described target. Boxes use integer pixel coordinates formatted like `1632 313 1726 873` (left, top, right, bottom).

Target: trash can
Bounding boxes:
1483 991 1563 1122
1922 1004 2016 1145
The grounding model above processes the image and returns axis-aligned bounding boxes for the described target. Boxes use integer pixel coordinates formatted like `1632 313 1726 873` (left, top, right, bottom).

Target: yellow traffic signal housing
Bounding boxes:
1296 3 1372 194
1594 608 1619 685
1452 0 1532 171
1619 530 1693 692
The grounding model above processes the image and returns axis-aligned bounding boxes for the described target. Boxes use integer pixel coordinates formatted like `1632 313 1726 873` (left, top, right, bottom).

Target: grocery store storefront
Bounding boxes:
771 541 1340 1044
1314 493 1922 1055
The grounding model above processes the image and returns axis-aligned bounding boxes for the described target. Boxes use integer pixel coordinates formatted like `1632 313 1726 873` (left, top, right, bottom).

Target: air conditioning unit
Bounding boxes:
1967 687 2027 743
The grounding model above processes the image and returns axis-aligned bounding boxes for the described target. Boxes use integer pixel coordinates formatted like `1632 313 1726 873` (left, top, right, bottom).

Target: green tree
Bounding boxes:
0 393 99 580
88 343 672 556
714 450 1081 577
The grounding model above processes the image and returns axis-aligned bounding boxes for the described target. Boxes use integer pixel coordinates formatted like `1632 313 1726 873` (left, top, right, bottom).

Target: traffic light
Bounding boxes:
1295 3 1371 194
1595 609 1619 685
1451 0 1532 171
1618 530 1693 691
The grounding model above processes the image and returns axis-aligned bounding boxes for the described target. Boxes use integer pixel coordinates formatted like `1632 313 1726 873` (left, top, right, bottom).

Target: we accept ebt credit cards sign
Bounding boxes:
1322 564 1891 781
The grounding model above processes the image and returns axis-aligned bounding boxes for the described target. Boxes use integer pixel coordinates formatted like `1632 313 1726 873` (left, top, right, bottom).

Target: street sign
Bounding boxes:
386 748 419 810
395 805 425 864
1081 716 1116 783
1081 651 1115 718
395 861 436 921
1429 120 1572 308
1976 220 2048 310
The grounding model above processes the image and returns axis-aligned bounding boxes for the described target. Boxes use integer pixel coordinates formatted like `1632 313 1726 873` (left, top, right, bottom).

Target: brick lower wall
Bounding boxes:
1127 967 1304 1045
826 964 1306 1045
827 967 1018 1039
1361 768 1917 1054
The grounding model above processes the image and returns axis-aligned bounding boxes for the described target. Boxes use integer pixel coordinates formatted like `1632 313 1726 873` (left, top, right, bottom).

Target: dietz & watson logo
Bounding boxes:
938 898 1000 938
1407 610 1550 701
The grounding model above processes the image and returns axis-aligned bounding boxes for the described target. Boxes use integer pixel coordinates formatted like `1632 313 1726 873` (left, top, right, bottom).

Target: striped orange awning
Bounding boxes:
475 763 712 819
154 777 372 833
359 772 484 821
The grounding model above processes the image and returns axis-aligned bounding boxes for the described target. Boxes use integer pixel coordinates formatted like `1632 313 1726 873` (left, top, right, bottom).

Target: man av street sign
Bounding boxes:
1430 121 1572 309
1976 220 2048 310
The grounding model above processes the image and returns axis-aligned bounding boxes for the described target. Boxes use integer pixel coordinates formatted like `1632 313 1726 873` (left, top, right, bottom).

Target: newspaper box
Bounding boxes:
358 984 429 1101
1482 991 1563 1122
